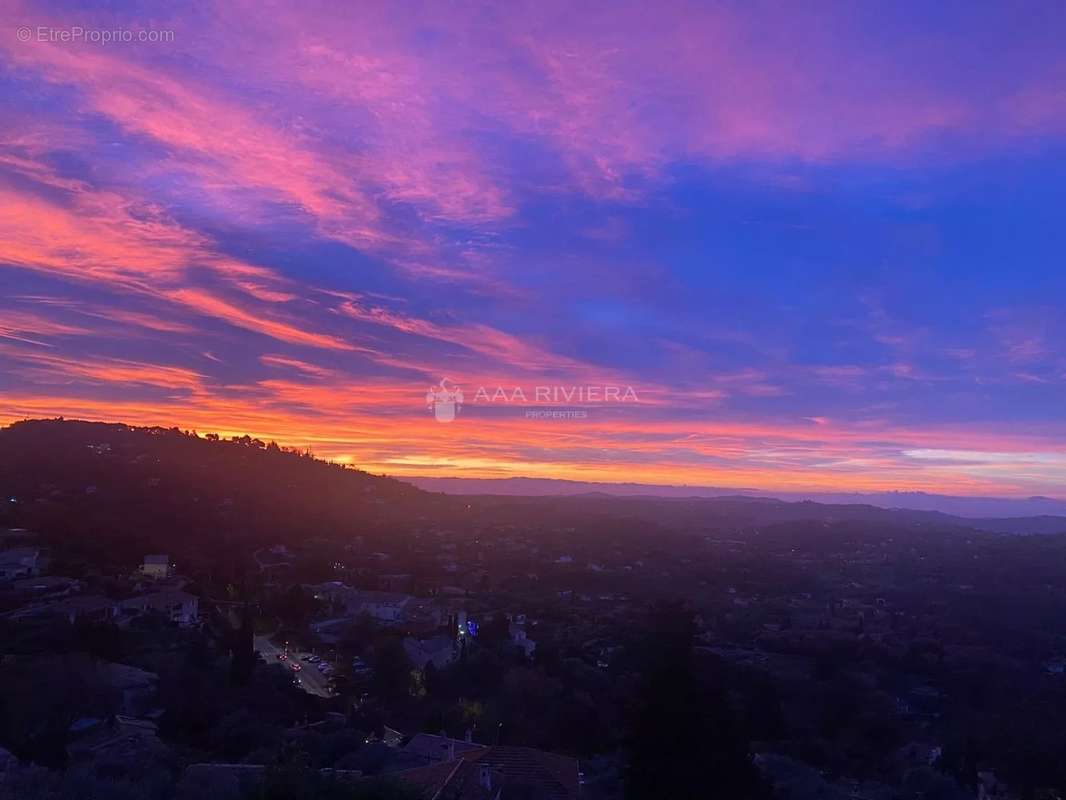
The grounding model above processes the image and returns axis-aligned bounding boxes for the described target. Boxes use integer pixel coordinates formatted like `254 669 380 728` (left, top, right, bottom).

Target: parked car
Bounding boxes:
351 657 371 674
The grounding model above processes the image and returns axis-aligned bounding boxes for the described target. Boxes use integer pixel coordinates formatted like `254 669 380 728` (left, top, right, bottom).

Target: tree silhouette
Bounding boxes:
229 602 256 687
369 638 413 705
623 601 768 800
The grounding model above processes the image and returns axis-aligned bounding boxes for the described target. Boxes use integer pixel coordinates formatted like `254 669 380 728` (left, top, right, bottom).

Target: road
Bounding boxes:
254 635 333 698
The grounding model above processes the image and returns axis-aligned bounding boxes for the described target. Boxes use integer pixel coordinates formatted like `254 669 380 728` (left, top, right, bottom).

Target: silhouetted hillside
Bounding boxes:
0 418 433 570
2 419 1062 579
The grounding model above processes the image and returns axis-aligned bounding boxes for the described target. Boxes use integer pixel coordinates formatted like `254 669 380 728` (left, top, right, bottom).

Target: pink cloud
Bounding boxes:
166 288 356 352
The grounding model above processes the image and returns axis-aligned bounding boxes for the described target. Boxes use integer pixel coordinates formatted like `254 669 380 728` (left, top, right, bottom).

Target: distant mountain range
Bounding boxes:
4 419 1063 547
406 476 1066 519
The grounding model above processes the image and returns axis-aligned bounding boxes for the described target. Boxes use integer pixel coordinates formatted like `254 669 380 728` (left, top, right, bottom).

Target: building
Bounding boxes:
402 732 487 764
378 573 414 592
6 594 117 624
306 583 413 624
67 715 165 767
357 591 410 622
509 623 536 658
96 661 160 716
0 546 44 582
118 591 199 626
389 741 580 799
404 635 458 671
139 554 172 579
403 598 449 632
307 581 349 604
0 561 30 581
310 616 355 644
181 762 363 792
69 597 114 624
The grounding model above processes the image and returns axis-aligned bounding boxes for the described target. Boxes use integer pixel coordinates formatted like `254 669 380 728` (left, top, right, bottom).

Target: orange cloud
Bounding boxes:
166 289 355 352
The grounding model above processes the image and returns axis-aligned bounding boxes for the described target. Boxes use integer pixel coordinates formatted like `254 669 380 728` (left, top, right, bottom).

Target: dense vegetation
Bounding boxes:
0 419 428 573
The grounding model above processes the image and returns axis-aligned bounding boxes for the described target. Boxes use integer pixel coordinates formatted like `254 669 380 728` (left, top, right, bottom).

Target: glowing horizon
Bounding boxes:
2 1 1065 497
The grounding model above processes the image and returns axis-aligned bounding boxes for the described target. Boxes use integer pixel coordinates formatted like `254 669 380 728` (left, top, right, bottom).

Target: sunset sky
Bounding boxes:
2 1 1065 495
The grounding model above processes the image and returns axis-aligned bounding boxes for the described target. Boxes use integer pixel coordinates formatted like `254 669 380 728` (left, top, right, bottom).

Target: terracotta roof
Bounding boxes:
378 760 465 799
391 744 579 800
465 747 579 799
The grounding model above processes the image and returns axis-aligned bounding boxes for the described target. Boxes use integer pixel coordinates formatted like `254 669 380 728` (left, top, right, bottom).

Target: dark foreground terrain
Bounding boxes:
1 419 1065 799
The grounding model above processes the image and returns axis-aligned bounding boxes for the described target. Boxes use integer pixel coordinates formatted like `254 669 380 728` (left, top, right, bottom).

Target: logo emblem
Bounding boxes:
426 378 464 423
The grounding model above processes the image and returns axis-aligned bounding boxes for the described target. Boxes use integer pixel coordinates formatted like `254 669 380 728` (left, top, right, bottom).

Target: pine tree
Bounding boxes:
624 602 769 800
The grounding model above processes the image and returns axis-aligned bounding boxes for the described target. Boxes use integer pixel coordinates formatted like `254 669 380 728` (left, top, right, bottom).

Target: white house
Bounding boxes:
139 555 172 579
509 623 536 658
350 590 411 622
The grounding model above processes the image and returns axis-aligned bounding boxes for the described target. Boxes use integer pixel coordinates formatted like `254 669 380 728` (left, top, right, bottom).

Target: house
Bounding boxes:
378 573 414 593
97 662 159 716
310 616 355 644
353 590 412 622
67 715 165 767
118 591 199 626
307 581 349 603
307 583 413 623
0 561 31 581
0 546 44 581
403 598 448 631
1044 656 1066 675
509 624 536 658
402 732 487 764
6 594 117 624
139 554 172 579
404 635 458 671
181 762 363 791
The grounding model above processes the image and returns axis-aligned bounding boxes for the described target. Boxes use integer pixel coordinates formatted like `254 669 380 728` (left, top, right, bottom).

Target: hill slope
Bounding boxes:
2 419 1062 576
0 418 432 567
